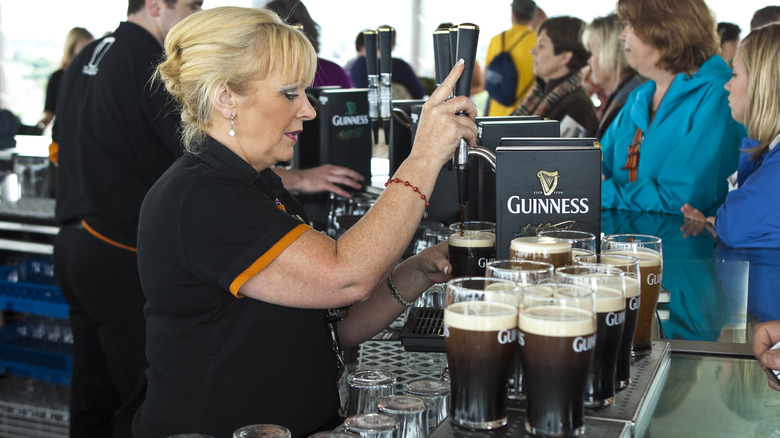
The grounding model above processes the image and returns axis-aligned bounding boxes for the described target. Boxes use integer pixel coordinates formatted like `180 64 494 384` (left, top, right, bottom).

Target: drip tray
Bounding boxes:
399 307 445 352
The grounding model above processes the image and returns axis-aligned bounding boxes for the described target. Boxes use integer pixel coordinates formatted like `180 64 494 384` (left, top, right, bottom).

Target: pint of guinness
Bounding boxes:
575 253 642 389
509 235 572 268
485 259 553 400
448 221 496 278
519 283 596 437
555 266 626 408
444 277 519 430
601 234 663 357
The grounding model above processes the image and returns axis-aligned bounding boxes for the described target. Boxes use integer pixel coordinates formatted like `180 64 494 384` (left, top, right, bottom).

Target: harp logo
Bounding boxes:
537 170 559 196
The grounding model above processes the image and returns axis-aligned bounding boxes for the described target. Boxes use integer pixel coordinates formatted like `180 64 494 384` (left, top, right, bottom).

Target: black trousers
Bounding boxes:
53 225 147 438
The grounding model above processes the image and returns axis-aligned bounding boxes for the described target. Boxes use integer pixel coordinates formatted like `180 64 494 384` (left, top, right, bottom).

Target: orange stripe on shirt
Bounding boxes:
229 223 310 296
82 220 138 252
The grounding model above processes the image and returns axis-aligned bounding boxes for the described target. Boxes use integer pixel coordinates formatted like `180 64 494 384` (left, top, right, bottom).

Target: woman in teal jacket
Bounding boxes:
601 0 745 215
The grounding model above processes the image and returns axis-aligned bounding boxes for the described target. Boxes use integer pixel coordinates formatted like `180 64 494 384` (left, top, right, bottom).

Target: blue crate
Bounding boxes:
0 266 68 319
0 326 72 386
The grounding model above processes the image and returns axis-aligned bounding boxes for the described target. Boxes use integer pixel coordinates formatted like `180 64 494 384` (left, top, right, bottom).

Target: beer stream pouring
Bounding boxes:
364 30 380 144
378 26 394 145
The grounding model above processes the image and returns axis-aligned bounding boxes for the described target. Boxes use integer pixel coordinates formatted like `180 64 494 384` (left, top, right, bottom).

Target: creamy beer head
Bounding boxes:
510 236 572 268
623 276 640 298
592 286 625 312
444 301 517 331
449 231 496 248
519 306 594 337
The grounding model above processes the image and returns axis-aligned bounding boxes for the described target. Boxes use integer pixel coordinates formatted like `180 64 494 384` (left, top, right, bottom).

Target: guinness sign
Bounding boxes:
495 144 601 259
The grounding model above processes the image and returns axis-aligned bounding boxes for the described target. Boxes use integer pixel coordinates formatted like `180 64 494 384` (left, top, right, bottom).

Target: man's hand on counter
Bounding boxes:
273 165 364 197
753 321 780 391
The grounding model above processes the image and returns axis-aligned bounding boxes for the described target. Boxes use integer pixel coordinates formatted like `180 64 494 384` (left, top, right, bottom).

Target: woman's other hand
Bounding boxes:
412 241 452 285
413 59 479 167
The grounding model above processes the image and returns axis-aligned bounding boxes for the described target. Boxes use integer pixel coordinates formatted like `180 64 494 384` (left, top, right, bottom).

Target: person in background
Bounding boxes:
53 3 203 437
132 6 475 436
583 13 644 140
751 5 780 30
37 27 94 131
484 0 537 116
265 0 352 89
681 24 780 248
350 24 426 99
755 320 780 391
344 30 365 73
513 16 598 136
717 22 741 65
531 6 547 30
600 0 744 214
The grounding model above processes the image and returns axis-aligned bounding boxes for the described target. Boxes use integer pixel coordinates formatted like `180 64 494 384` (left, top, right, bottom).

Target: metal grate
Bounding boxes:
399 307 445 352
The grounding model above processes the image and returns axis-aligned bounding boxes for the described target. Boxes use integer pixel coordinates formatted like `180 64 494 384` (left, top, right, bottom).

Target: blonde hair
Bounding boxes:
156 6 317 151
738 23 780 160
61 27 94 68
583 14 630 78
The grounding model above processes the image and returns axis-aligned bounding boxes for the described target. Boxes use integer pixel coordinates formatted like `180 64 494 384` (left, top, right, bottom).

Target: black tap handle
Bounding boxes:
433 29 451 85
455 23 480 98
448 26 459 67
364 30 378 77
378 26 393 75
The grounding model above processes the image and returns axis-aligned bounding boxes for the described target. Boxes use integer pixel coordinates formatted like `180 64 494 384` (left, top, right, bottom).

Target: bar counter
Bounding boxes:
348 208 780 438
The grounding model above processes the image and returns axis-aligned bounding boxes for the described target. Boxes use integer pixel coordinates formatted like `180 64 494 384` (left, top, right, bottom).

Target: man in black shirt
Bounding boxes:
53 1 203 436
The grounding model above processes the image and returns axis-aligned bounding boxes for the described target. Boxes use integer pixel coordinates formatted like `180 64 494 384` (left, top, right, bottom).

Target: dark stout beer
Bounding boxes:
585 286 625 408
615 275 640 388
448 231 496 278
520 305 595 437
606 250 662 356
510 236 572 268
444 301 517 430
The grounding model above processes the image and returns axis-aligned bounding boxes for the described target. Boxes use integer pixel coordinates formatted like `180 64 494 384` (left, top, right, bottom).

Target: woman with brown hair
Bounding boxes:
600 0 745 214
513 16 598 136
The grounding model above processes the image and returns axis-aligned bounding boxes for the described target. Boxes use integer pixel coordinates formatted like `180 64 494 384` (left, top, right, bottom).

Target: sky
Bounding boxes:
0 0 769 123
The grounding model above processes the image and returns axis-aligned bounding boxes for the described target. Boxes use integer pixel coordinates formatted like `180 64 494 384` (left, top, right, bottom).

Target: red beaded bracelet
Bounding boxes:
385 178 430 207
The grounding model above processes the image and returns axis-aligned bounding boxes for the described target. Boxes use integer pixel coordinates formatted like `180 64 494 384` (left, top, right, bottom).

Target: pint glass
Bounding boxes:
509 236 572 268
575 252 641 389
520 283 596 437
601 234 663 357
556 266 626 408
443 277 519 430
448 222 496 278
485 260 553 400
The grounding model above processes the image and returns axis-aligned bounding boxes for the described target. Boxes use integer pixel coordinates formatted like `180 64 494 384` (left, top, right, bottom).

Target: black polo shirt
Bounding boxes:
134 138 340 438
54 21 183 248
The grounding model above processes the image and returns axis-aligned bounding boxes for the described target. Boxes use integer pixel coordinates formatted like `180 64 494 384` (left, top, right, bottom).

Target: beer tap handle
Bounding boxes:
364 30 380 144
453 23 480 208
454 24 479 99
378 26 393 145
448 26 459 67
433 29 452 88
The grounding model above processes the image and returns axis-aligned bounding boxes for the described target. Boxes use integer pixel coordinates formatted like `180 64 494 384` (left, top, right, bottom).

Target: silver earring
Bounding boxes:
229 115 235 137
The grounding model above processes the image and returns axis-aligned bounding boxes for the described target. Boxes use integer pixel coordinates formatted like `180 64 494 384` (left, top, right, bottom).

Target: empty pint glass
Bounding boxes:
443 277 519 430
520 283 596 437
510 236 572 268
448 221 496 278
601 234 663 357
556 265 626 408
485 259 553 400
575 252 641 389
